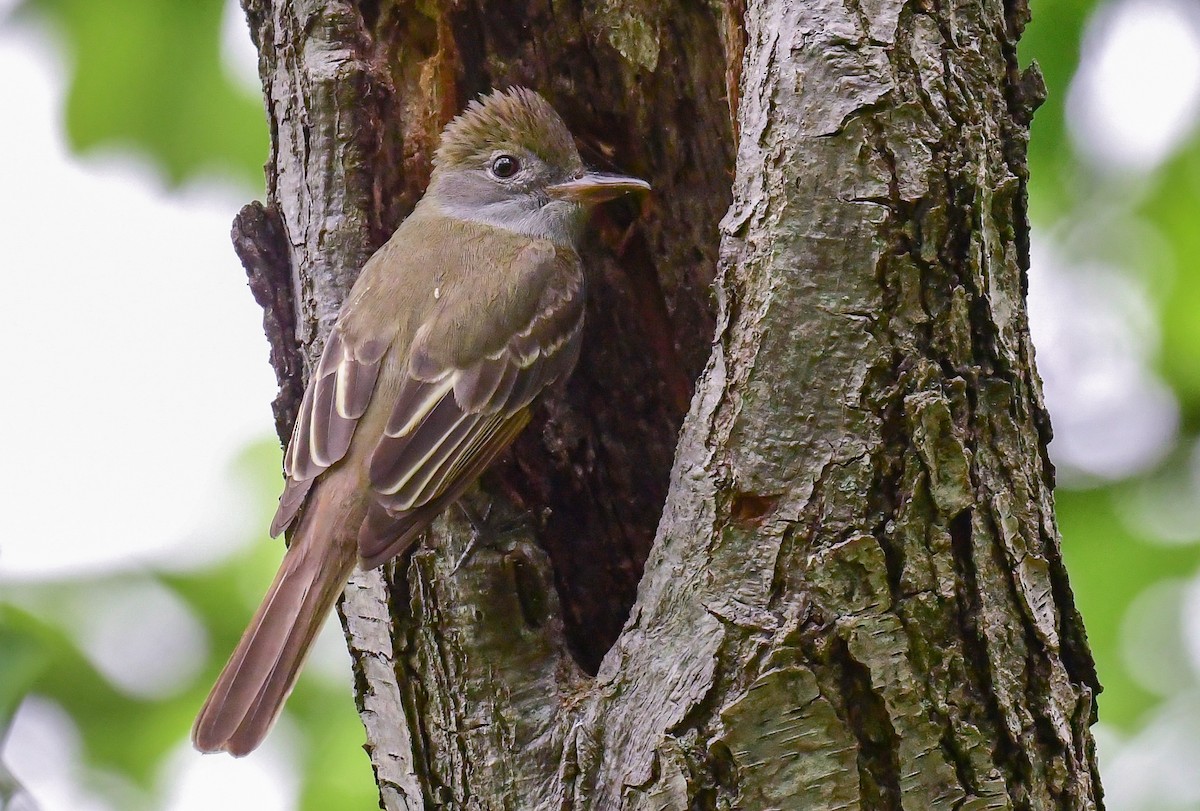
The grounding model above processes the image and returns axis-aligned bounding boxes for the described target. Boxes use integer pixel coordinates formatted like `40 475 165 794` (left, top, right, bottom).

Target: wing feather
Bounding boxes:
269 326 388 537
370 393 478 497
385 377 455 438
357 411 531 569
390 413 502 510
453 357 508 412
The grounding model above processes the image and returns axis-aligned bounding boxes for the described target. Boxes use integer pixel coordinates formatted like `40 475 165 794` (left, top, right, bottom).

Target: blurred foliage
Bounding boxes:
1056 486 1200 728
0 615 46 727
1 0 1198 808
0 442 378 810
17 0 266 188
1143 146 1200 408
1024 0 1200 746
1024 0 1092 219
1025 0 1200 425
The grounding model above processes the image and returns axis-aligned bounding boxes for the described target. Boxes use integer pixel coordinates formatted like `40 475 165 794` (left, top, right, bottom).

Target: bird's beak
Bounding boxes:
547 172 651 205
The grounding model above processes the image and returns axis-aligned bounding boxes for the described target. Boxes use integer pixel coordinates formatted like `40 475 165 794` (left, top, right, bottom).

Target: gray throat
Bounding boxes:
425 176 585 244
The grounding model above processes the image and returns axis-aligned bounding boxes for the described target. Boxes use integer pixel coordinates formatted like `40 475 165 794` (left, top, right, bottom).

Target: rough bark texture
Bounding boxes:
237 0 1103 808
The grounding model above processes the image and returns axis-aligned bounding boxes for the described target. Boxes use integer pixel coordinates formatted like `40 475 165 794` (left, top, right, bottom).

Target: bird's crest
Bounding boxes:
435 87 580 171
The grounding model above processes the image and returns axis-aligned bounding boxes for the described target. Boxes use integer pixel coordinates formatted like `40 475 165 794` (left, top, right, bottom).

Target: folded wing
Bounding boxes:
267 238 584 568
360 242 584 567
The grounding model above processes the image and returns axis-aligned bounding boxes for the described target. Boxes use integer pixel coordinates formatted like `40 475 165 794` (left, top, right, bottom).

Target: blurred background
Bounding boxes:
0 0 1197 807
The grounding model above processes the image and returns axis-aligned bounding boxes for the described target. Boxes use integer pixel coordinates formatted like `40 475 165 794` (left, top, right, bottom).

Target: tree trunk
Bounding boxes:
235 0 1104 808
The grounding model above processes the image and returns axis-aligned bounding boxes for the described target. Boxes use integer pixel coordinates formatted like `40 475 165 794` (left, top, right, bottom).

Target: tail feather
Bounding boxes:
192 504 356 756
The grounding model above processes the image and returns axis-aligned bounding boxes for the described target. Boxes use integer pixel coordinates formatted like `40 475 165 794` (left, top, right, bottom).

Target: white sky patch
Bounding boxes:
1027 236 1179 482
160 732 300 811
1067 0 1200 172
1115 438 1200 545
2 697 123 811
1120 579 1195 698
1095 693 1200 811
69 580 210 700
220 0 261 94
0 21 278 580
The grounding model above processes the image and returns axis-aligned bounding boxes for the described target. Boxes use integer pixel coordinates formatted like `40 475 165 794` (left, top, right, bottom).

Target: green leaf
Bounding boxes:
24 0 266 188
1057 486 1200 730
0 610 50 726
1137 143 1200 419
1023 0 1099 221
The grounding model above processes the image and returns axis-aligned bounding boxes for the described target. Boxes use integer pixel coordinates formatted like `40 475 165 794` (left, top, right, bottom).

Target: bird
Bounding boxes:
192 87 649 756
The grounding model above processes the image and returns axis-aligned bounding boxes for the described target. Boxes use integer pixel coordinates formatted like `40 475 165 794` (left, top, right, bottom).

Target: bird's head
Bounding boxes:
426 87 649 242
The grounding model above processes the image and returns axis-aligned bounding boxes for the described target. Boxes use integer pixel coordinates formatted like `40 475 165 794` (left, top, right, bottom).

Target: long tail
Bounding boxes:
192 491 357 757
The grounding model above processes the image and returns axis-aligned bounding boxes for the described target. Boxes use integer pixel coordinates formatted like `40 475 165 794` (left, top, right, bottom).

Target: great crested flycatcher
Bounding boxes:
193 87 649 756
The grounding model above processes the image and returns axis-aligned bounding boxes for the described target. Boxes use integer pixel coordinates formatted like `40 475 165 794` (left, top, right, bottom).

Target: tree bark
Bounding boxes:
236 0 1103 808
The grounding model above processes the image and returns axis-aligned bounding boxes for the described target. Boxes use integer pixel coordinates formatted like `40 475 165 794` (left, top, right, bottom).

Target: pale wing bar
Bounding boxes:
269 327 388 537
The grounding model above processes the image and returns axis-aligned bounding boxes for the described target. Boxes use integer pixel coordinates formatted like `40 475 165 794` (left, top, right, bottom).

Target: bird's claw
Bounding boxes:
451 499 532 573
452 500 492 573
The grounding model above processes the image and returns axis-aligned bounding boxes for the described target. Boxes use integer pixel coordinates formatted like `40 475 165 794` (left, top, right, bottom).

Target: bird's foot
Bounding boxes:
452 500 492 573
452 500 531 573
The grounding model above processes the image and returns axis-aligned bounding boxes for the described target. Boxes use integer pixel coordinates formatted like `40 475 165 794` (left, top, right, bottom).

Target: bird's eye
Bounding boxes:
491 154 520 179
